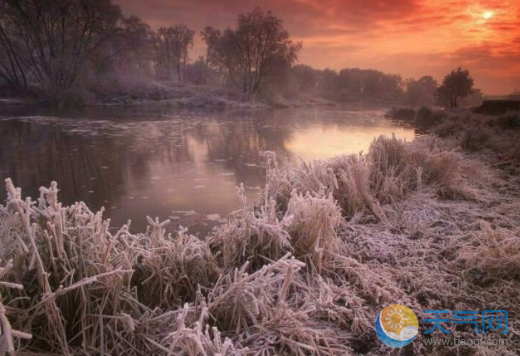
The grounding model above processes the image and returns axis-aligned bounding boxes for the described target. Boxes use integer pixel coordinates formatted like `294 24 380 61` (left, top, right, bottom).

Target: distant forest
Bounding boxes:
0 0 508 107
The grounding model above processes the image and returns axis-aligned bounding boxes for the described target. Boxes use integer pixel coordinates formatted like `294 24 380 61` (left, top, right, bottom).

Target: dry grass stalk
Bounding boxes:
0 260 32 356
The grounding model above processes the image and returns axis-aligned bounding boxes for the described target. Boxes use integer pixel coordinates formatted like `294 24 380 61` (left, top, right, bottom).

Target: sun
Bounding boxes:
483 11 494 19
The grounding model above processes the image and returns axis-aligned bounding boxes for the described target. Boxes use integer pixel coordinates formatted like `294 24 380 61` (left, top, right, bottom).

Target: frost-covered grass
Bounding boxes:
1 113 520 355
96 80 267 109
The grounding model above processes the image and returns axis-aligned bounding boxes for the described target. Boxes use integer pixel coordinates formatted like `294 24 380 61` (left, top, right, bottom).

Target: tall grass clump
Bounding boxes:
132 225 219 309
286 191 342 271
0 179 137 354
208 184 294 272
328 154 385 221
366 135 480 202
206 255 304 334
367 135 419 204
0 178 231 355
460 221 520 282
260 133 481 224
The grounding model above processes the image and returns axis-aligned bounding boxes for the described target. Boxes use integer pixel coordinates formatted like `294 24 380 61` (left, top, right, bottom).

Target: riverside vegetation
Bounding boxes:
1 110 520 355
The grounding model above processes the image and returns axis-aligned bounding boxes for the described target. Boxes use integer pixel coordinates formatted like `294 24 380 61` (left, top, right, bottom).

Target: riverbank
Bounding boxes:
95 81 268 109
1 110 519 355
0 81 338 110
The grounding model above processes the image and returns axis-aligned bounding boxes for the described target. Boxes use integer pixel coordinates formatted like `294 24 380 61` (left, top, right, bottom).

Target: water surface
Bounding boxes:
0 106 414 234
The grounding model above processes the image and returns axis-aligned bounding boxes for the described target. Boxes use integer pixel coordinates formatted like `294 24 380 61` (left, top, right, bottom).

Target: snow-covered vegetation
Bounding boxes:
95 80 268 109
1 111 520 355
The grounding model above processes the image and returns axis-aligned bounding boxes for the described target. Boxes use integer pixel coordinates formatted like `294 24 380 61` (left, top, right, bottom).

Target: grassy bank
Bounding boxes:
1 111 519 355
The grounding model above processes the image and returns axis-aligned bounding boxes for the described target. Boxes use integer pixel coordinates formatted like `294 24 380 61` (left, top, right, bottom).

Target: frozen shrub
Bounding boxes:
304 274 370 333
157 305 240 356
401 136 481 200
261 151 381 220
262 134 481 221
243 305 355 355
0 179 222 355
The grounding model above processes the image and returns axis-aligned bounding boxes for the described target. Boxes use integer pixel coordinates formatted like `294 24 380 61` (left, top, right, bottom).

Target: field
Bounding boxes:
1 110 519 355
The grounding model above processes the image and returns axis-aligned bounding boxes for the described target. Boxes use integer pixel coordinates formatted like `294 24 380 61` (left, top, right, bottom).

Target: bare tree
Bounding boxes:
0 0 123 96
154 27 175 80
200 26 222 84
207 8 301 95
154 25 194 82
116 16 154 74
0 1 28 93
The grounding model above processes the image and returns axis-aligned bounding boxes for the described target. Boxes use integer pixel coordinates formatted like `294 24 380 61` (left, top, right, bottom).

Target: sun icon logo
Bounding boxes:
384 307 408 333
375 304 418 348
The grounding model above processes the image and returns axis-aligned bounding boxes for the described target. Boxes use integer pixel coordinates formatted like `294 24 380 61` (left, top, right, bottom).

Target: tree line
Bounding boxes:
0 0 486 107
0 0 301 101
286 65 482 108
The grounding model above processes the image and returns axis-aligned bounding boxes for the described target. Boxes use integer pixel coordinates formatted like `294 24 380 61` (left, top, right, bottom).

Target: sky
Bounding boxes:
114 0 520 95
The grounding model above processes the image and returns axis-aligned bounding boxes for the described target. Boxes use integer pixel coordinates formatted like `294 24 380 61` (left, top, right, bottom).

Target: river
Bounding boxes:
0 105 415 235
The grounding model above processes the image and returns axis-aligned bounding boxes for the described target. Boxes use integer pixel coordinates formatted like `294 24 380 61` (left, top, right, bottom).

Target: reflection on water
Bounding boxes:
0 106 415 234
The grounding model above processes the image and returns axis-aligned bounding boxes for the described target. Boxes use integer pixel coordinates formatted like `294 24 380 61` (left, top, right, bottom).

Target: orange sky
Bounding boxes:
115 0 520 95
